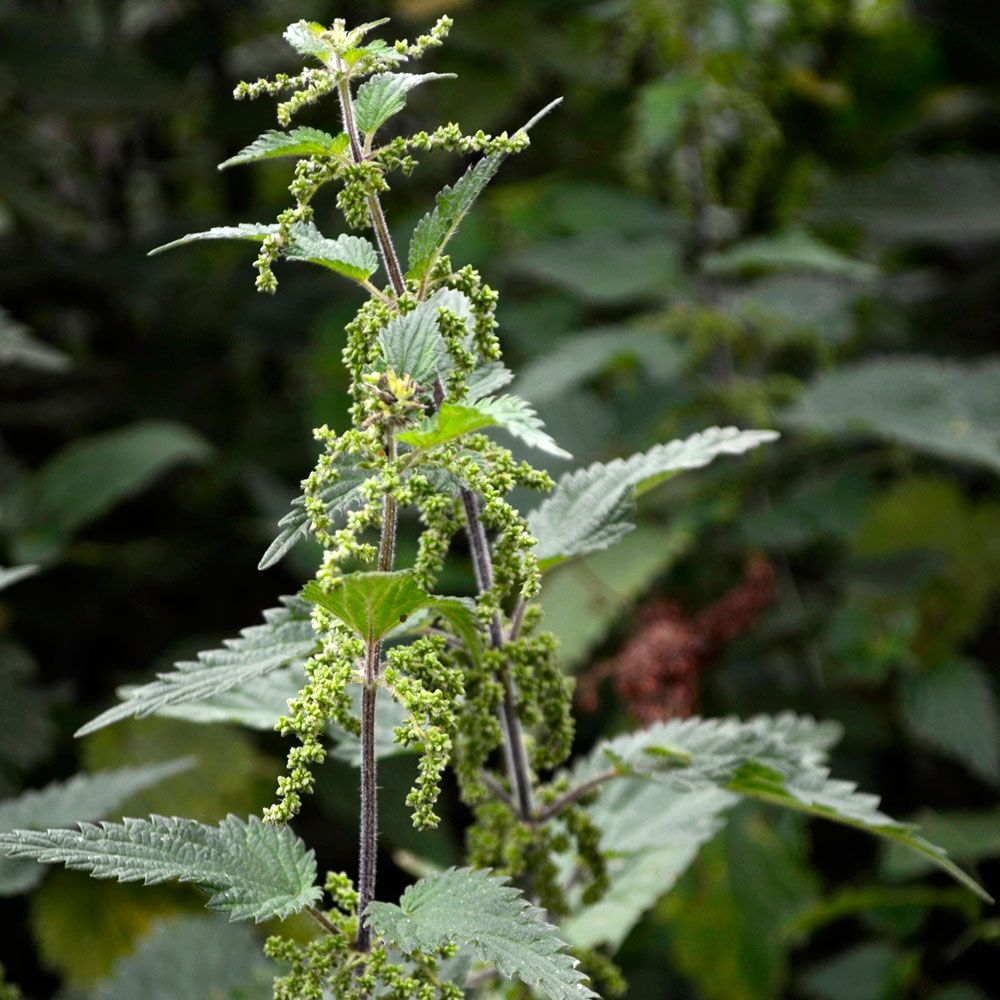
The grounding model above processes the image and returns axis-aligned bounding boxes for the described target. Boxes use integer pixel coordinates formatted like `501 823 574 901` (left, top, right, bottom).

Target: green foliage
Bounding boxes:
0 307 69 371
377 289 470 385
0 420 211 562
398 396 570 458
367 867 597 1000
354 73 453 134
405 100 560 281
0 814 321 922
219 127 349 169
784 357 1000 474
76 599 316 737
89 915 273 999
703 228 875 280
303 572 480 661
148 223 280 255
0 760 192 895
0 565 38 591
593 714 991 901
283 224 379 282
528 427 777 569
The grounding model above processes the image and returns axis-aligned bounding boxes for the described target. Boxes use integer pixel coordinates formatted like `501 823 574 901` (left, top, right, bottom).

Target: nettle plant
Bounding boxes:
1 16 991 1000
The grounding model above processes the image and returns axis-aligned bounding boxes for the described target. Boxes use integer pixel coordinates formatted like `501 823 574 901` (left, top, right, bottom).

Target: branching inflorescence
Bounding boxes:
1 14 990 1000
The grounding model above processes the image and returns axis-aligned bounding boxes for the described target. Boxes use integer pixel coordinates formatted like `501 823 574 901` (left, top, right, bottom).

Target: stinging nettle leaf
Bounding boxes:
354 72 455 134
704 228 876 281
406 99 563 282
367 867 598 1000
259 457 370 571
377 289 472 386
398 395 571 459
528 426 778 570
75 598 316 737
285 222 379 282
0 814 321 922
0 759 194 896
593 713 991 903
148 223 279 256
302 572 482 661
282 20 330 59
218 127 349 170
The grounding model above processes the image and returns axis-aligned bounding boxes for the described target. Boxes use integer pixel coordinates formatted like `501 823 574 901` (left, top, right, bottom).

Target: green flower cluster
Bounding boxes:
268 872 462 1000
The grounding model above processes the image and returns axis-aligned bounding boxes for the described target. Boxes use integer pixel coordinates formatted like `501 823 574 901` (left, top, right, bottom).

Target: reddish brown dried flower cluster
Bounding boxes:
577 556 775 724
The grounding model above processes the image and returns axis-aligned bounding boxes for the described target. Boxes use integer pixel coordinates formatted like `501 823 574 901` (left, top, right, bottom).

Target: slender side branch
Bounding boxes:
532 768 619 824
461 489 535 820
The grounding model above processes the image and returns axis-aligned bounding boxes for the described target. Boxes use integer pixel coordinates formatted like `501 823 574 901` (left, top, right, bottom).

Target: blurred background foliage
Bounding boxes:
1 0 999 997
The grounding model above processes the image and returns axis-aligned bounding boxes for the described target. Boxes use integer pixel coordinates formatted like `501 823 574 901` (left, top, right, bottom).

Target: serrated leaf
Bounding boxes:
398 395 570 459
91 914 273 999
284 222 379 282
594 714 991 902
406 99 562 281
367 867 597 1000
148 223 278 256
704 229 875 280
528 426 778 570
0 565 39 591
0 760 193 896
0 420 211 563
282 20 329 59
219 127 348 170
302 572 482 661
354 72 454 134
466 361 514 402
0 814 321 922
377 289 472 386
76 599 316 737
783 356 1000 475
259 457 370 570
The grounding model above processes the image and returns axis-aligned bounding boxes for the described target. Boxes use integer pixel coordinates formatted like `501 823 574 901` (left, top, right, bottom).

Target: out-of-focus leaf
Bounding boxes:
664 808 820 1000
903 659 999 786
740 471 871 550
721 274 862 346
881 806 1000 882
0 642 56 792
516 325 684 403
77 599 316 737
81 719 274 824
30 873 186 986
512 232 682 304
562 780 733 950
632 74 704 154
798 943 919 1000
90 914 272 999
783 357 1000 475
0 564 39 591
1 420 211 561
0 760 193 896
812 156 1000 245
705 229 875 280
0 307 70 371
852 477 1000 656
539 524 695 668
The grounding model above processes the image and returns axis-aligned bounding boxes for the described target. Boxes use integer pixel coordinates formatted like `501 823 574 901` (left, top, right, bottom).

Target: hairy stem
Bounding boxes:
336 69 406 297
461 489 535 820
335 66 403 956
